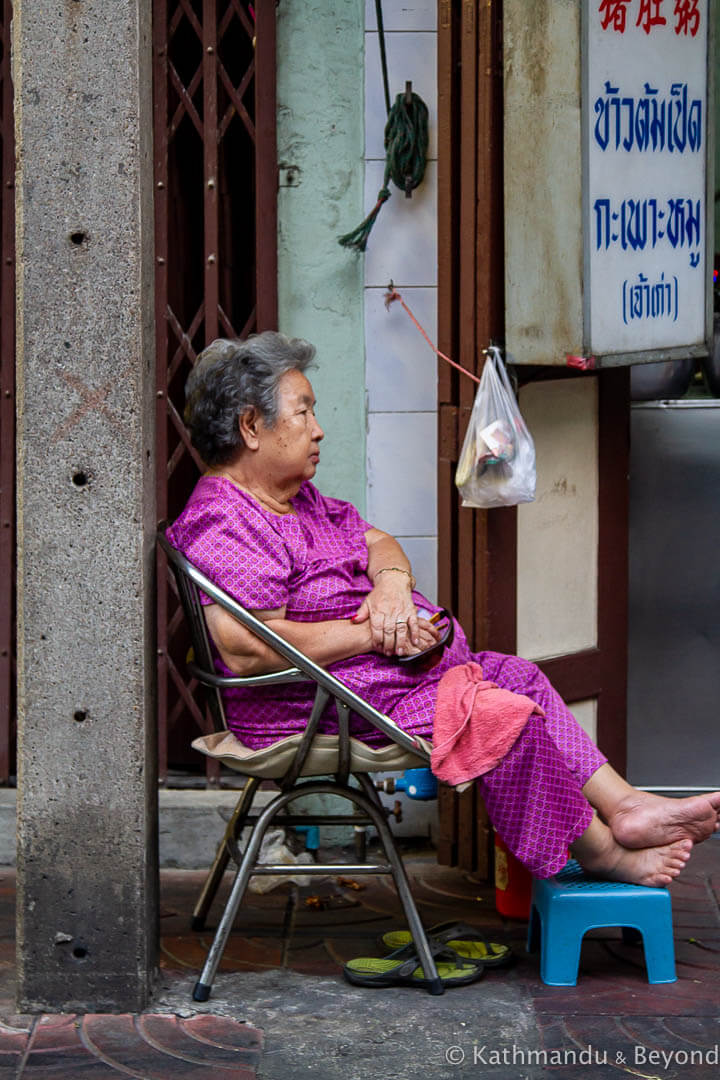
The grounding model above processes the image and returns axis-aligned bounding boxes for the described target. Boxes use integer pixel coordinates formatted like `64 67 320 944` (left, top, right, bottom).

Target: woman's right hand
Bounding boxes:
362 615 439 659
400 617 441 658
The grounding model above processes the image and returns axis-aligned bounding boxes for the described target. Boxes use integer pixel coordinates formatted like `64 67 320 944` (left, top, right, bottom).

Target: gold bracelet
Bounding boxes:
374 566 416 590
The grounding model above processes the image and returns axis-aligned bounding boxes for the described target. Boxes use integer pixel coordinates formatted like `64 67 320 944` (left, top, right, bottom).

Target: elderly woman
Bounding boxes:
167 332 720 887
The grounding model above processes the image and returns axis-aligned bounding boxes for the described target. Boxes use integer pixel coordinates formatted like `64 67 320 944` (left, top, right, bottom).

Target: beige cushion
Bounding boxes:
192 729 432 780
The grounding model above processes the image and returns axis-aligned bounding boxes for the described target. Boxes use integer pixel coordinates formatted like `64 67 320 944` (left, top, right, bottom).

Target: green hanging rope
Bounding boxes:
338 0 429 253
338 91 429 253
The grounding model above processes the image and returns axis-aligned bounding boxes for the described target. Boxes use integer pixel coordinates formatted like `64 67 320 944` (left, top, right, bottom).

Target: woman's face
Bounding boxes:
254 369 324 486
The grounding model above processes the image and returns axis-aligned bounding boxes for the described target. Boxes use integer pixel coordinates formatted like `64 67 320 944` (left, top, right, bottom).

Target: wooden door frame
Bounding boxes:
436 0 629 869
436 0 507 871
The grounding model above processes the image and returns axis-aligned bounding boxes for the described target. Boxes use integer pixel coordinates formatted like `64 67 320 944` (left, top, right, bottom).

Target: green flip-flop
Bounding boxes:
381 921 513 969
343 943 484 990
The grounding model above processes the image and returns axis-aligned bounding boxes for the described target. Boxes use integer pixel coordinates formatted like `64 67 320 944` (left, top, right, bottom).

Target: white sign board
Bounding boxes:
585 0 709 357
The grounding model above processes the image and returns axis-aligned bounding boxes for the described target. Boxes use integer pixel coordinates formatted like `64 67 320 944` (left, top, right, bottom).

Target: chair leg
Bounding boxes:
354 771 384 810
193 787 304 1001
352 773 377 864
354 774 443 997
194 779 443 1001
191 777 262 932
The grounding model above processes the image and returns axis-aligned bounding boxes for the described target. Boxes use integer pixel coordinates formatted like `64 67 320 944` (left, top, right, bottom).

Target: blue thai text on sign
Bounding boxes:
586 0 708 353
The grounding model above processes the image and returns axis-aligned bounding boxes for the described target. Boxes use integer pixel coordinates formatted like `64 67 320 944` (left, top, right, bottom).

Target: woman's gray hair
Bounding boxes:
184 331 316 465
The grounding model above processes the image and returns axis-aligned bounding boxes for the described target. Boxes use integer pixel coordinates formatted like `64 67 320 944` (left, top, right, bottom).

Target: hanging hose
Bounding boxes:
338 0 429 253
338 92 428 253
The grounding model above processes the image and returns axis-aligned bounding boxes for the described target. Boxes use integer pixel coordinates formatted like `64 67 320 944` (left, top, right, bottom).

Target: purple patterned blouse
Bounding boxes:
166 476 475 748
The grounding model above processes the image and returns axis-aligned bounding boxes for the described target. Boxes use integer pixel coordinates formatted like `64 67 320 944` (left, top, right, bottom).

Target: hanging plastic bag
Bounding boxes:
455 347 536 509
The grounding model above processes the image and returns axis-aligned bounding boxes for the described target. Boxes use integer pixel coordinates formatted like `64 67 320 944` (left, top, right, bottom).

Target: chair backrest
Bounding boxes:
163 523 228 734
157 525 430 786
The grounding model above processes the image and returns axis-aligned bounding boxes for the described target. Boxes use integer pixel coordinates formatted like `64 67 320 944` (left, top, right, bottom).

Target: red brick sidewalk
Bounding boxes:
0 1012 262 1079
1 839 720 1078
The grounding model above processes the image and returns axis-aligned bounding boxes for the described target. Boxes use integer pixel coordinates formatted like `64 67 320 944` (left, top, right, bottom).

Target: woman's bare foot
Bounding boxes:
578 838 692 888
571 813 693 887
607 790 720 850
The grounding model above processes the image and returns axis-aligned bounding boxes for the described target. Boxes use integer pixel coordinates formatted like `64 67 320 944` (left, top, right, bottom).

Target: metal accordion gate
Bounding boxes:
153 0 277 783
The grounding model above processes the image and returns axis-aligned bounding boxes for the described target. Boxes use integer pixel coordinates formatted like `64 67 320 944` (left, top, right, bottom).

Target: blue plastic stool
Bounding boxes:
527 860 676 986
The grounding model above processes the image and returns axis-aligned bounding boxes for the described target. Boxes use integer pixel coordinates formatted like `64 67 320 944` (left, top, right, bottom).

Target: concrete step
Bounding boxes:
0 785 436 868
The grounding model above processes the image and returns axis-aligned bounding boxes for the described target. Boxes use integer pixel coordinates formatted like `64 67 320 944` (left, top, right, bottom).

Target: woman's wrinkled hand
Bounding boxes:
352 575 440 657
403 617 443 658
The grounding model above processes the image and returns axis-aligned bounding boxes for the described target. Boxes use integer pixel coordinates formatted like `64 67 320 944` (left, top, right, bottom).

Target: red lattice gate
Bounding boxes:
153 0 277 783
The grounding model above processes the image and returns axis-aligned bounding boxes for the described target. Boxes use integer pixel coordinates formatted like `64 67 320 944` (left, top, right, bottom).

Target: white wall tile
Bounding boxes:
362 8 438 576
365 32 437 160
366 411 437 535
364 160 437 288
395 535 438 604
570 699 598 744
366 0 437 32
365 286 437 412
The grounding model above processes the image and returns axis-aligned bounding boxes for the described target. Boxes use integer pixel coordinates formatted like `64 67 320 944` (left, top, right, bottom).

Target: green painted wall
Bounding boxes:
276 0 366 511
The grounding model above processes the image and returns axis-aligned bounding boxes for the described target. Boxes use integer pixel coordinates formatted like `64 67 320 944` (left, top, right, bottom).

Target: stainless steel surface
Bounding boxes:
627 401 720 787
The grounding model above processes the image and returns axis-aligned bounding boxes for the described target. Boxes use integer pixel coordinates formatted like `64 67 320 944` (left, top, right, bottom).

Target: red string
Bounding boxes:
384 288 481 385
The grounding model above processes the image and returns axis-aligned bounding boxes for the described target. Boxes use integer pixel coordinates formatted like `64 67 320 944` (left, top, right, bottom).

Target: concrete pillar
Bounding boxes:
14 1 157 1011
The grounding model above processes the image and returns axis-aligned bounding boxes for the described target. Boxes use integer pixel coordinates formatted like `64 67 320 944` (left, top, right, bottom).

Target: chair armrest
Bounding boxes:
188 661 310 689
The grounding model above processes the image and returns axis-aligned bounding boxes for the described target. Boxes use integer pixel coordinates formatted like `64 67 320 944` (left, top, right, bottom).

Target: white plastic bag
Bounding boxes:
455 347 536 509
246 828 315 894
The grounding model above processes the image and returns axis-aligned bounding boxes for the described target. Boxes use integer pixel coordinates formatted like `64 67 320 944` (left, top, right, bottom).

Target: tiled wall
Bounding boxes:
364 0 438 602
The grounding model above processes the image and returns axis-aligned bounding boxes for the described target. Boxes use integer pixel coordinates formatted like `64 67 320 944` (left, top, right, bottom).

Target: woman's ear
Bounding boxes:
238 407 260 450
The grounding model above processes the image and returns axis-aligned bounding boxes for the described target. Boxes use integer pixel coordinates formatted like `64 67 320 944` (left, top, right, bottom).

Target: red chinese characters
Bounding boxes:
599 0 632 31
636 0 667 34
674 0 700 36
598 0 701 35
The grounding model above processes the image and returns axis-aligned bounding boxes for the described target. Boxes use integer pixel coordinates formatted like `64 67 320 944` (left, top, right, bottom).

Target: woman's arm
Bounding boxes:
204 602 374 677
353 528 440 656
364 528 414 584
203 526 439 675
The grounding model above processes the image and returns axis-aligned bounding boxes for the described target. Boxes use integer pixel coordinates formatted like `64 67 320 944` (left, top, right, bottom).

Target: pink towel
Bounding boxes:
431 661 544 788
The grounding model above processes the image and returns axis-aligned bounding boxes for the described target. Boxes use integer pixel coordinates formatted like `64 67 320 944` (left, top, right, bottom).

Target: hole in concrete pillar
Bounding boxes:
69 231 88 247
71 471 89 488
72 946 89 960
73 710 87 723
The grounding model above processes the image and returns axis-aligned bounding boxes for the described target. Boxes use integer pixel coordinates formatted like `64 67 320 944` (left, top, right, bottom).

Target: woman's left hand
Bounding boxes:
352 574 421 656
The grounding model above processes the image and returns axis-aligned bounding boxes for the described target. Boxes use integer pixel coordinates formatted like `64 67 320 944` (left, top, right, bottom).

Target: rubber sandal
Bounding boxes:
381 921 513 969
343 943 484 990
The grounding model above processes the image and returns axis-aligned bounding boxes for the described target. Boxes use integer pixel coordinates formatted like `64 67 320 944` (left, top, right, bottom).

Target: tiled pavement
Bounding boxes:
1 836 720 1077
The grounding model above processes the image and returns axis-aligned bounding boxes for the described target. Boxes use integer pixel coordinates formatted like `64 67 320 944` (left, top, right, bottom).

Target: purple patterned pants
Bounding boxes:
475 653 605 877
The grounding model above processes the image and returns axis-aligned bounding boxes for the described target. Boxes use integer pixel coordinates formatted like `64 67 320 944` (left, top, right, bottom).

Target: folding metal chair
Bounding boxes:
157 527 444 998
